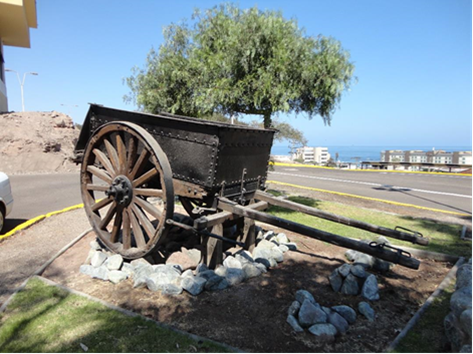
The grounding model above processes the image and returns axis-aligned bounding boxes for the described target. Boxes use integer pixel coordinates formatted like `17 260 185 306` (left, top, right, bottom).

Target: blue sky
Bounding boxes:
4 0 472 149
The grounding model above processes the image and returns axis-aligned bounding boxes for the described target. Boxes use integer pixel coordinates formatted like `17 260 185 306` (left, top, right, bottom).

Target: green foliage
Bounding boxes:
125 3 355 128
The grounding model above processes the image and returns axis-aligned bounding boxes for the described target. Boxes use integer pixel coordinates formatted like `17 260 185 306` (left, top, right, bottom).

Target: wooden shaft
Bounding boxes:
255 190 429 246
218 199 420 270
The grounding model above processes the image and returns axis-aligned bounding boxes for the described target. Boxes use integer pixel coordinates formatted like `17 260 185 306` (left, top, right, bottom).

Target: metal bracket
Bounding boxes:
369 241 412 263
394 226 424 240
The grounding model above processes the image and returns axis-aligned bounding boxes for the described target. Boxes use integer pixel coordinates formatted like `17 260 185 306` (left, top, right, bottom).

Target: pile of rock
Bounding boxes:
79 230 296 296
345 237 394 274
444 259 472 352
328 263 380 301
286 290 376 341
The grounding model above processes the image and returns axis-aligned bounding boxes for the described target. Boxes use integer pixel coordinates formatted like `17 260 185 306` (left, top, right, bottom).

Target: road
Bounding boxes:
269 165 472 215
3 173 82 234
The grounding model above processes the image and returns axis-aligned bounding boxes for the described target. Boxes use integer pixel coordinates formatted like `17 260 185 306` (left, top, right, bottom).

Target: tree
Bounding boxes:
125 3 355 128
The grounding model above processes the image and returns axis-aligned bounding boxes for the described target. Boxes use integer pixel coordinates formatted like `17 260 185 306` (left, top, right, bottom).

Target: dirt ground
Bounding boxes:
0 111 79 174
43 226 452 353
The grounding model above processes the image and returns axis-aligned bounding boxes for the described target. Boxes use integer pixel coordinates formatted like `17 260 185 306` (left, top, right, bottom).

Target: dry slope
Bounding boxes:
0 111 80 174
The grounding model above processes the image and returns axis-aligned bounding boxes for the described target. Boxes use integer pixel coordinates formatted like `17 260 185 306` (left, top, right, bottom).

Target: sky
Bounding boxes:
3 0 472 150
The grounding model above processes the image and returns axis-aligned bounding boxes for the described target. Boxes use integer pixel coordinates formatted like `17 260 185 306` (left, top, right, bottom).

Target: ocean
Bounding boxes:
270 145 472 162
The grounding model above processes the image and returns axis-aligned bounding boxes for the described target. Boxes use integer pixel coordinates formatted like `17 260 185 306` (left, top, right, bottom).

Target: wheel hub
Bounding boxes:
105 175 133 206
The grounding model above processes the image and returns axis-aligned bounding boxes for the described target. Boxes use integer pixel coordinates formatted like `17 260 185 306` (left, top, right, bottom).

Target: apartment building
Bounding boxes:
381 149 472 165
0 0 37 112
293 147 331 165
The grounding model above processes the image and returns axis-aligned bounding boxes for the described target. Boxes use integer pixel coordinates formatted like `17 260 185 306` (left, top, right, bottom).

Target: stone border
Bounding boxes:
384 257 466 352
33 275 244 353
0 227 92 313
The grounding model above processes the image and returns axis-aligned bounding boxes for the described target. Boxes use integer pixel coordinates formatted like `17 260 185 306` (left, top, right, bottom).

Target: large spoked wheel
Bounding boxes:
81 122 174 259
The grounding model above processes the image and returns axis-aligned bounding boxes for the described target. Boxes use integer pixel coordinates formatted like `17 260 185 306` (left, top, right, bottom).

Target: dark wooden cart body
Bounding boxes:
74 104 426 269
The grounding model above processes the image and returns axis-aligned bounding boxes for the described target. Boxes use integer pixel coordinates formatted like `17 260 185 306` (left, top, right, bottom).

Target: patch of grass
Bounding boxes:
0 278 230 353
266 195 471 258
394 285 454 352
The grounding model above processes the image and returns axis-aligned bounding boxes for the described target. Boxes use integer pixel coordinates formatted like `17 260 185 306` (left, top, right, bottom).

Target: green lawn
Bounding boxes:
0 278 229 353
265 192 471 258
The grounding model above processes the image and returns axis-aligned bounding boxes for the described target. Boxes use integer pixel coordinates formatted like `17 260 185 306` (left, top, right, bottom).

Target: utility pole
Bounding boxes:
5 69 38 112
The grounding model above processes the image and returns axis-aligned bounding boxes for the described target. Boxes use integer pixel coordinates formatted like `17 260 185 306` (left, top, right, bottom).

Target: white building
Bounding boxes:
293 147 330 165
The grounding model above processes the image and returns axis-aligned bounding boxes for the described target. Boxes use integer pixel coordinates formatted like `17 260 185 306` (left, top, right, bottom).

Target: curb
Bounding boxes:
271 162 473 177
0 203 84 241
266 180 471 217
384 257 465 352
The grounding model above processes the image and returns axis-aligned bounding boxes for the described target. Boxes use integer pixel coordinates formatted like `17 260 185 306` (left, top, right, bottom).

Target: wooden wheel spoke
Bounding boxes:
99 202 117 229
128 209 146 248
131 204 156 239
130 149 150 180
86 184 109 192
133 196 162 220
104 138 120 174
92 148 115 177
126 137 137 175
134 188 163 198
122 211 131 249
116 134 127 174
110 207 123 243
91 197 113 212
133 168 158 188
87 165 113 184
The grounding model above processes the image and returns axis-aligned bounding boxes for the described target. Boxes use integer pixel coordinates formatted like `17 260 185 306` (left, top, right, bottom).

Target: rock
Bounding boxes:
329 270 343 292
200 270 226 291
322 306 332 316
278 244 289 253
161 284 183 296
376 236 391 246
223 256 243 269
254 262 268 273
361 274 380 301
345 250 357 262
133 264 154 280
90 240 102 250
181 269 194 278
195 263 209 275
282 242 297 251
108 270 128 284
166 250 198 271
270 247 284 263
182 276 206 296
445 311 466 352
80 264 94 276
235 250 254 264
254 257 271 269
353 253 374 268
308 323 338 342
133 276 149 289
456 264 472 290
350 264 367 278
214 265 227 277
121 262 134 276
225 268 245 286
328 311 349 334
130 258 151 269
256 239 276 250
358 302 375 322
287 315 304 333
242 263 262 279
288 300 301 317
207 277 229 291
262 230 275 240
337 264 352 278
341 274 360 295
450 287 472 317
332 305 357 325
84 249 97 265
104 254 123 271
295 290 316 305
460 309 472 338
276 233 290 244
90 251 108 268
298 299 327 328
90 265 109 281
460 345 472 353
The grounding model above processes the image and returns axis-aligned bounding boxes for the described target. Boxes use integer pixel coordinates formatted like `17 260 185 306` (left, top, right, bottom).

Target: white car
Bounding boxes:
0 172 14 233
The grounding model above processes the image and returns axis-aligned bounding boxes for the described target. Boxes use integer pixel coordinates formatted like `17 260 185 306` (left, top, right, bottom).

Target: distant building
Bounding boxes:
271 155 293 163
380 149 472 165
293 147 330 165
0 0 38 112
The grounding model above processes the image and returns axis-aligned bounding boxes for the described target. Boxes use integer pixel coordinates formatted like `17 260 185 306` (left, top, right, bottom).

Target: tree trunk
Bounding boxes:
263 111 272 129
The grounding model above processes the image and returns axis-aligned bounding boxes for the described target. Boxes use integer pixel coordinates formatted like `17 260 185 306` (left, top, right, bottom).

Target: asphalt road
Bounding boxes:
269 165 472 215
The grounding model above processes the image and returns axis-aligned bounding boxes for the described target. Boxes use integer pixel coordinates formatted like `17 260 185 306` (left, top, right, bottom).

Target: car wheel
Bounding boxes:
0 208 4 234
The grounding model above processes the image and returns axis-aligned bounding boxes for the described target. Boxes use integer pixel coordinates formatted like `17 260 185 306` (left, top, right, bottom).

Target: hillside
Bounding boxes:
0 111 80 174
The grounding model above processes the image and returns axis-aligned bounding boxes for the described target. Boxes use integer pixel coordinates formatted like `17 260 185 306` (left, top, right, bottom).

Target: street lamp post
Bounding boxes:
5 69 38 112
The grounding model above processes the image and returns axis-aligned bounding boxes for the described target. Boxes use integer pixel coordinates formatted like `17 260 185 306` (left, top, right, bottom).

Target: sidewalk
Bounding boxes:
0 208 89 306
